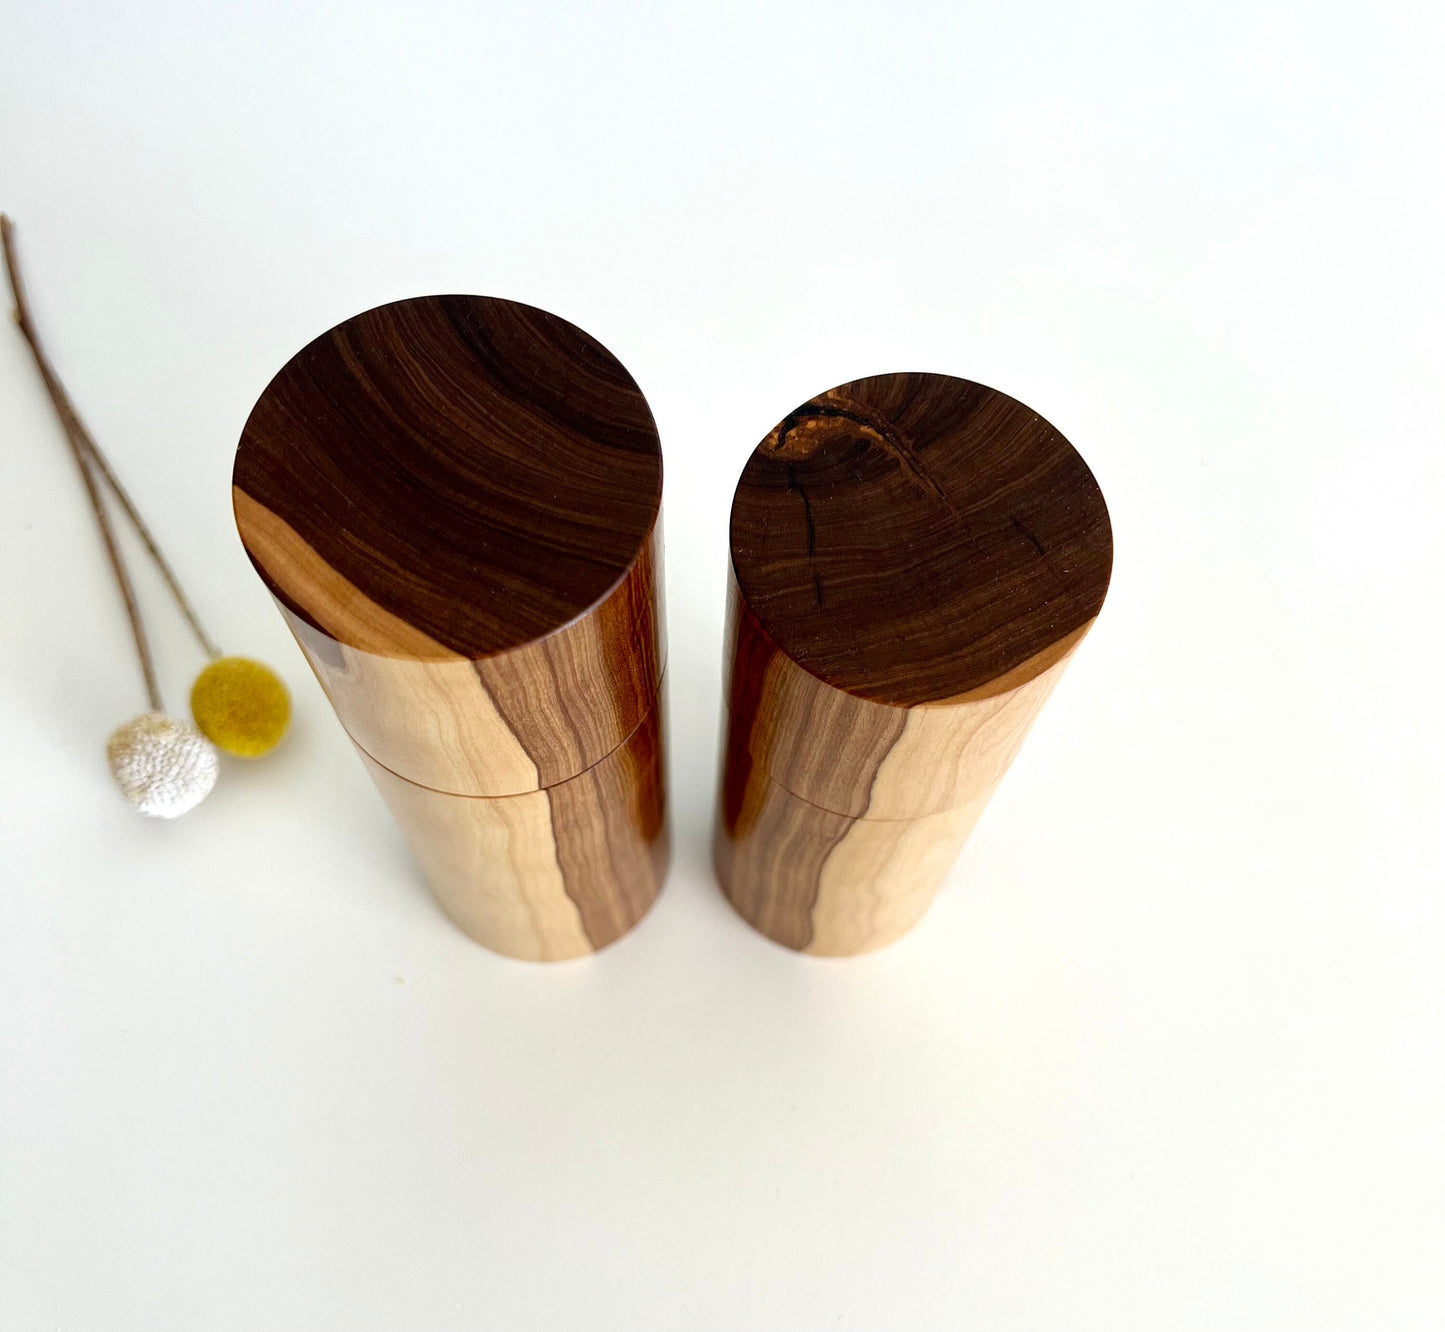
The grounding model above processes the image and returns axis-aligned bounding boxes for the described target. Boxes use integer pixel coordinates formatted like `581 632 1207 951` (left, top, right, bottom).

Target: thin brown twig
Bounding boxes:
2 212 164 710
1 217 222 662
75 431 222 659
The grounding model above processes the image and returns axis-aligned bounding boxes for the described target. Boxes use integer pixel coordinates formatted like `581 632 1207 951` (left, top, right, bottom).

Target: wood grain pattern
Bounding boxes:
238 487 664 795
237 295 661 660
717 373 1111 954
233 295 667 958
731 372 1111 706
234 295 664 797
716 765 988 957
361 697 668 961
721 571 1085 821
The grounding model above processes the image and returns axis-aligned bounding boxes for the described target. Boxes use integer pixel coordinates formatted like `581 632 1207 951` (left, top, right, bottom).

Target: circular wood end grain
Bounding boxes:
234 295 662 661
730 373 1113 706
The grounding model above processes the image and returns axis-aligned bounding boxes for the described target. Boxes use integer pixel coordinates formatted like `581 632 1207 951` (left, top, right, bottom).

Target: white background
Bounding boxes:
2 2 1443 1328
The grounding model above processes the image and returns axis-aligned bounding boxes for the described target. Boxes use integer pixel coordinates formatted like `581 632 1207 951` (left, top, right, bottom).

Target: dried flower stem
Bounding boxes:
2 214 223 713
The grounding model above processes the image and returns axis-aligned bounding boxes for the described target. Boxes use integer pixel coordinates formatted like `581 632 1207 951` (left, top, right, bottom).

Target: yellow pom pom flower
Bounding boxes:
190 656 290 758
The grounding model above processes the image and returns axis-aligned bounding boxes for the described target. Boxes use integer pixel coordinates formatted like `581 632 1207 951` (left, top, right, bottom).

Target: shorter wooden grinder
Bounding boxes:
717 373 1112 955
234 296 668 960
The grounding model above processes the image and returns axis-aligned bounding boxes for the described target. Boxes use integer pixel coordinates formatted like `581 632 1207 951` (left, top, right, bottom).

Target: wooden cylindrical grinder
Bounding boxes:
233 295 668 960
716 373 1112 955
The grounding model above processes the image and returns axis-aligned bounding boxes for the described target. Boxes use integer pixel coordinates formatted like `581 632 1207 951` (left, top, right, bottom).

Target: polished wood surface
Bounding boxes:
238 488 663 794
234 295 667 958
718 373 1111 954
721 569 1083 820
731 372 1110 706
716 764 987 957
234 295 664 796
237 294 661 659
361 699 668 961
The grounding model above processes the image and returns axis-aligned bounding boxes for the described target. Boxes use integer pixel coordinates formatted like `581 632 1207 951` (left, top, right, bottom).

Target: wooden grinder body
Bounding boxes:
717 373 1112 955
234 295 668 960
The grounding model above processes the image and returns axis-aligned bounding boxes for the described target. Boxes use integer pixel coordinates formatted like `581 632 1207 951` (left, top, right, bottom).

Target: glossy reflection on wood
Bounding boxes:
235 295 668 958
240 489 664 795
718 373 1112 955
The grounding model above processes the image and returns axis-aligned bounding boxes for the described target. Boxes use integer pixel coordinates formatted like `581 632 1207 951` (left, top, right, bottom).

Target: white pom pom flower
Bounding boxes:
106 713 219 818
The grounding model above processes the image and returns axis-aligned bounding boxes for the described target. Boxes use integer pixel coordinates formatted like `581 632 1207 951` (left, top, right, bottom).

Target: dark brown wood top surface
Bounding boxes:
234 295 662 660
730 373 1113 707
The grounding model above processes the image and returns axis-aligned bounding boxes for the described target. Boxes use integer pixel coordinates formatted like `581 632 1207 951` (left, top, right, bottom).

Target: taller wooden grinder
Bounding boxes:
234 296 668 960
